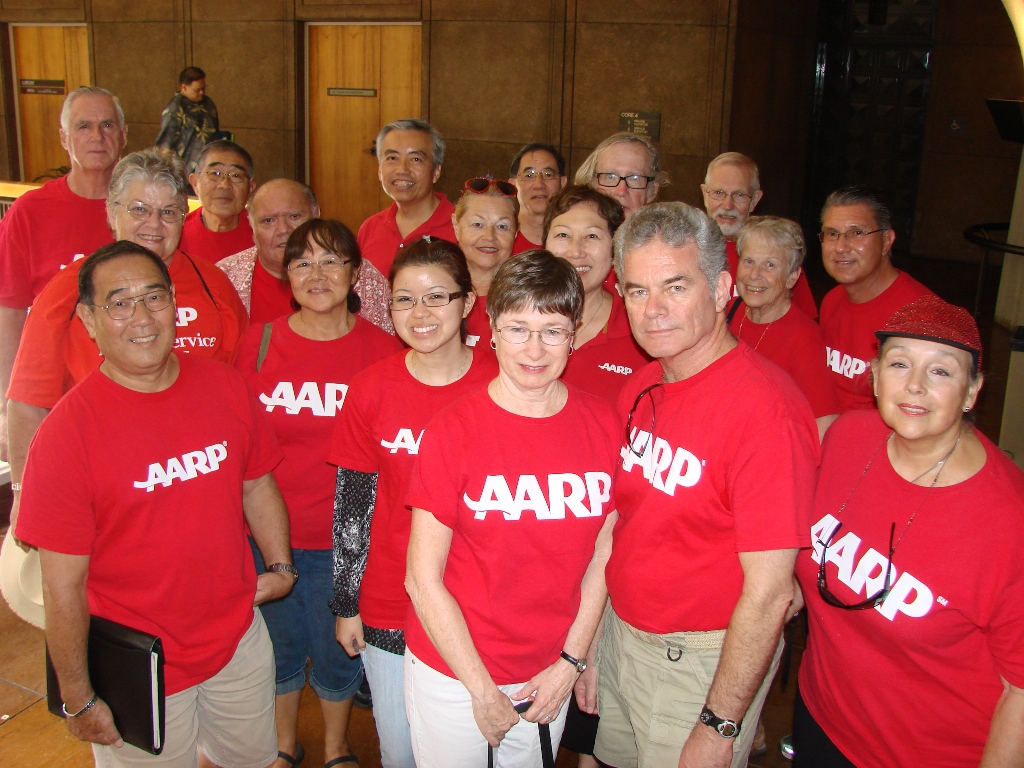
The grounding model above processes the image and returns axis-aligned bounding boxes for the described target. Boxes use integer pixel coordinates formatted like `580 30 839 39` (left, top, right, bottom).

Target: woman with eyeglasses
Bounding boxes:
8 147 249 405
792 295 1024 768
451 177 519 347
403 250 620 767
234 218 401 768
728 216 838 438
544 184 650 405
328 238 497 767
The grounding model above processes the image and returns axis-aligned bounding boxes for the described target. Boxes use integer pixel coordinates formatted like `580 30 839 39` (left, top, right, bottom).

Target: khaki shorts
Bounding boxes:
93 610 278 768
594 609 782 768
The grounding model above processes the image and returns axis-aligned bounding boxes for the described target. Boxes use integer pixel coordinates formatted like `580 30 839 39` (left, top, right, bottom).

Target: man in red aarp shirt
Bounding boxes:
0 86 126 459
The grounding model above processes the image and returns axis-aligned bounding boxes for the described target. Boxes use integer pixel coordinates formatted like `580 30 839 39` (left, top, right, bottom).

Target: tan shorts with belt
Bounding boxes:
594 608 783 768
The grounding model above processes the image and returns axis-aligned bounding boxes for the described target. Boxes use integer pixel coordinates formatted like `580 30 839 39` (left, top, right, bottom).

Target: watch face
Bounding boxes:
720 723 738 738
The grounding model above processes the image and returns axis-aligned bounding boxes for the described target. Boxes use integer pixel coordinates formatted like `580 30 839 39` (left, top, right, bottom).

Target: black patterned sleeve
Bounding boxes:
330 466 379 618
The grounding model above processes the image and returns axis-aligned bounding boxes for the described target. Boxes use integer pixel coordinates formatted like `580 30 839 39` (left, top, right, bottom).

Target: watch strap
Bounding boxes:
699 705 741 738
559 650 587 673
267 562 299 581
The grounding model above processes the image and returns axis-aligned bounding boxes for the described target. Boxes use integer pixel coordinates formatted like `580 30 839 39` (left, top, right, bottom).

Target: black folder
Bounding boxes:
46 615 165 755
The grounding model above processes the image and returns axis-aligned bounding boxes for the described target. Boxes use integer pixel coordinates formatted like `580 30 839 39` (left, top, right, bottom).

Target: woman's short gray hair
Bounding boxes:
735 216 806 274
376 119 445 166
613 202 726 299
107 148 188 213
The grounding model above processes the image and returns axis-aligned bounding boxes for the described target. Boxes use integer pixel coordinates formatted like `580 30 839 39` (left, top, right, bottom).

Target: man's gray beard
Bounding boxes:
715 216 742 238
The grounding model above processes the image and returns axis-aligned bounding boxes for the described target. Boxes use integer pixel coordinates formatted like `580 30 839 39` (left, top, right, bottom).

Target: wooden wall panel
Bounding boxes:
91 21 179 152
89 0 177 23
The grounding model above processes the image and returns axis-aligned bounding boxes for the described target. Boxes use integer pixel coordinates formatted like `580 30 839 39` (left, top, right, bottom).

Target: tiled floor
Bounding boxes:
0 255 1012 766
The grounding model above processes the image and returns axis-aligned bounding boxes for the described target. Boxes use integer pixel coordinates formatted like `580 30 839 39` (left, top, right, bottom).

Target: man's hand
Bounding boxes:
678 720 734 768
66 697 123 748
336 615 365 658
574 662 599 715
785 575 804 623
253 571 292 606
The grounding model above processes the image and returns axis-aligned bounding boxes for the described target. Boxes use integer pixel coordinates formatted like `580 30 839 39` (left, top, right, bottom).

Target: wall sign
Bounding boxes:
619 111 661 141
19 79 65 95
328 88 377 97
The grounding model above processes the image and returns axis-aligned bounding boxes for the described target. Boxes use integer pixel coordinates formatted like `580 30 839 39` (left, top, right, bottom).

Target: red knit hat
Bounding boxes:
875 295 982 372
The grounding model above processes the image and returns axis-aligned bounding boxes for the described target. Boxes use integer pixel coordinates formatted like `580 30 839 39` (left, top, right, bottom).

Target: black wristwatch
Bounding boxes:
267 562 299 582
559 650 587 673
699 705 741 738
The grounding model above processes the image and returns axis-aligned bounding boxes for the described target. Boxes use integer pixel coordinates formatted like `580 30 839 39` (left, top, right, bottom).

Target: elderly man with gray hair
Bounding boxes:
217 178 392 332
700 151 817 319
357 118 456 277
575 132 666 219
0 85 127 460
586 202 818 768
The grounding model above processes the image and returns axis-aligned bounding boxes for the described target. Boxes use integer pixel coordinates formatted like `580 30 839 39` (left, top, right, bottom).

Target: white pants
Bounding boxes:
404 650 569 768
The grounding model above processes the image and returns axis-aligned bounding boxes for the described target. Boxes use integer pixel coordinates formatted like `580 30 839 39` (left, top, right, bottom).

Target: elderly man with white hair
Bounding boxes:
0 85 126 460
701 151 817 318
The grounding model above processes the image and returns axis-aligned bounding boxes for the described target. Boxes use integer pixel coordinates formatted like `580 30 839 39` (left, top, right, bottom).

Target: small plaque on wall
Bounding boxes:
328 88 377 97
619 111 661 141
19 79 65 95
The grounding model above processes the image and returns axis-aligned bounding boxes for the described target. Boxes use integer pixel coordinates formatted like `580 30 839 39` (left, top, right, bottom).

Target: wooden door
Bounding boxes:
11 25 91 182
308 24 422 232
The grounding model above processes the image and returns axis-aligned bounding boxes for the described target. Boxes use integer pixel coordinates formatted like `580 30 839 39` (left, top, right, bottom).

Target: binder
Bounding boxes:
46 615 165 755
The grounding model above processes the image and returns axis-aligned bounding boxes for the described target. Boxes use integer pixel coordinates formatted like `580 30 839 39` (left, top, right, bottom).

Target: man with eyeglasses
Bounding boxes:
818 186 932 412
179 140 256 264
575 132 663 219
358 119 457 277
217 179 392 332
701 152 817 319
14 240 293 768
0 86 126 461
593 202 817 768
508 143 567 252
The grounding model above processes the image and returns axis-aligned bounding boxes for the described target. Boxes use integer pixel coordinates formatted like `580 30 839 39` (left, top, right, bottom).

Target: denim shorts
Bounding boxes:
249 538 363 701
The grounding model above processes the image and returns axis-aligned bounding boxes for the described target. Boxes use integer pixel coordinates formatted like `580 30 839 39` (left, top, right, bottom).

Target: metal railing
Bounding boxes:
963 222 1024 318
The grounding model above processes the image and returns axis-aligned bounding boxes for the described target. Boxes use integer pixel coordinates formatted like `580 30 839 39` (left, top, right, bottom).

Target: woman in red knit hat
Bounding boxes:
792 295 1024 767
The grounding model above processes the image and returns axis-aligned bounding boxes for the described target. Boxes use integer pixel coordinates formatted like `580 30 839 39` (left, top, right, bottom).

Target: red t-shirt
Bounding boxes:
15 354 283 695
357 193 457 276
8 250 249 409
235 316 401 549
328 348 498 629
607 344 819 633
404 385 620 683
562 296 650 404
465 298 491 348
819 271 932 413
179 208 255 264
512 229 541 255
796 410 1024 768
0 177 113 308
728 304 838 418
726 240 817 319
248 259 294 324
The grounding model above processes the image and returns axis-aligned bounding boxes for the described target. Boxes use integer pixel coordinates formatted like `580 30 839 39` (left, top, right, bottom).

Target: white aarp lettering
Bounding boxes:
876 572 933 620
176 307 198 327
134 441 229 492
463 473 611 521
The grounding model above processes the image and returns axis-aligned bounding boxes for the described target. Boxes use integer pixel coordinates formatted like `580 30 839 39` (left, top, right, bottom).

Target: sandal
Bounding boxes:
324 756 358 767
278 744 305 768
